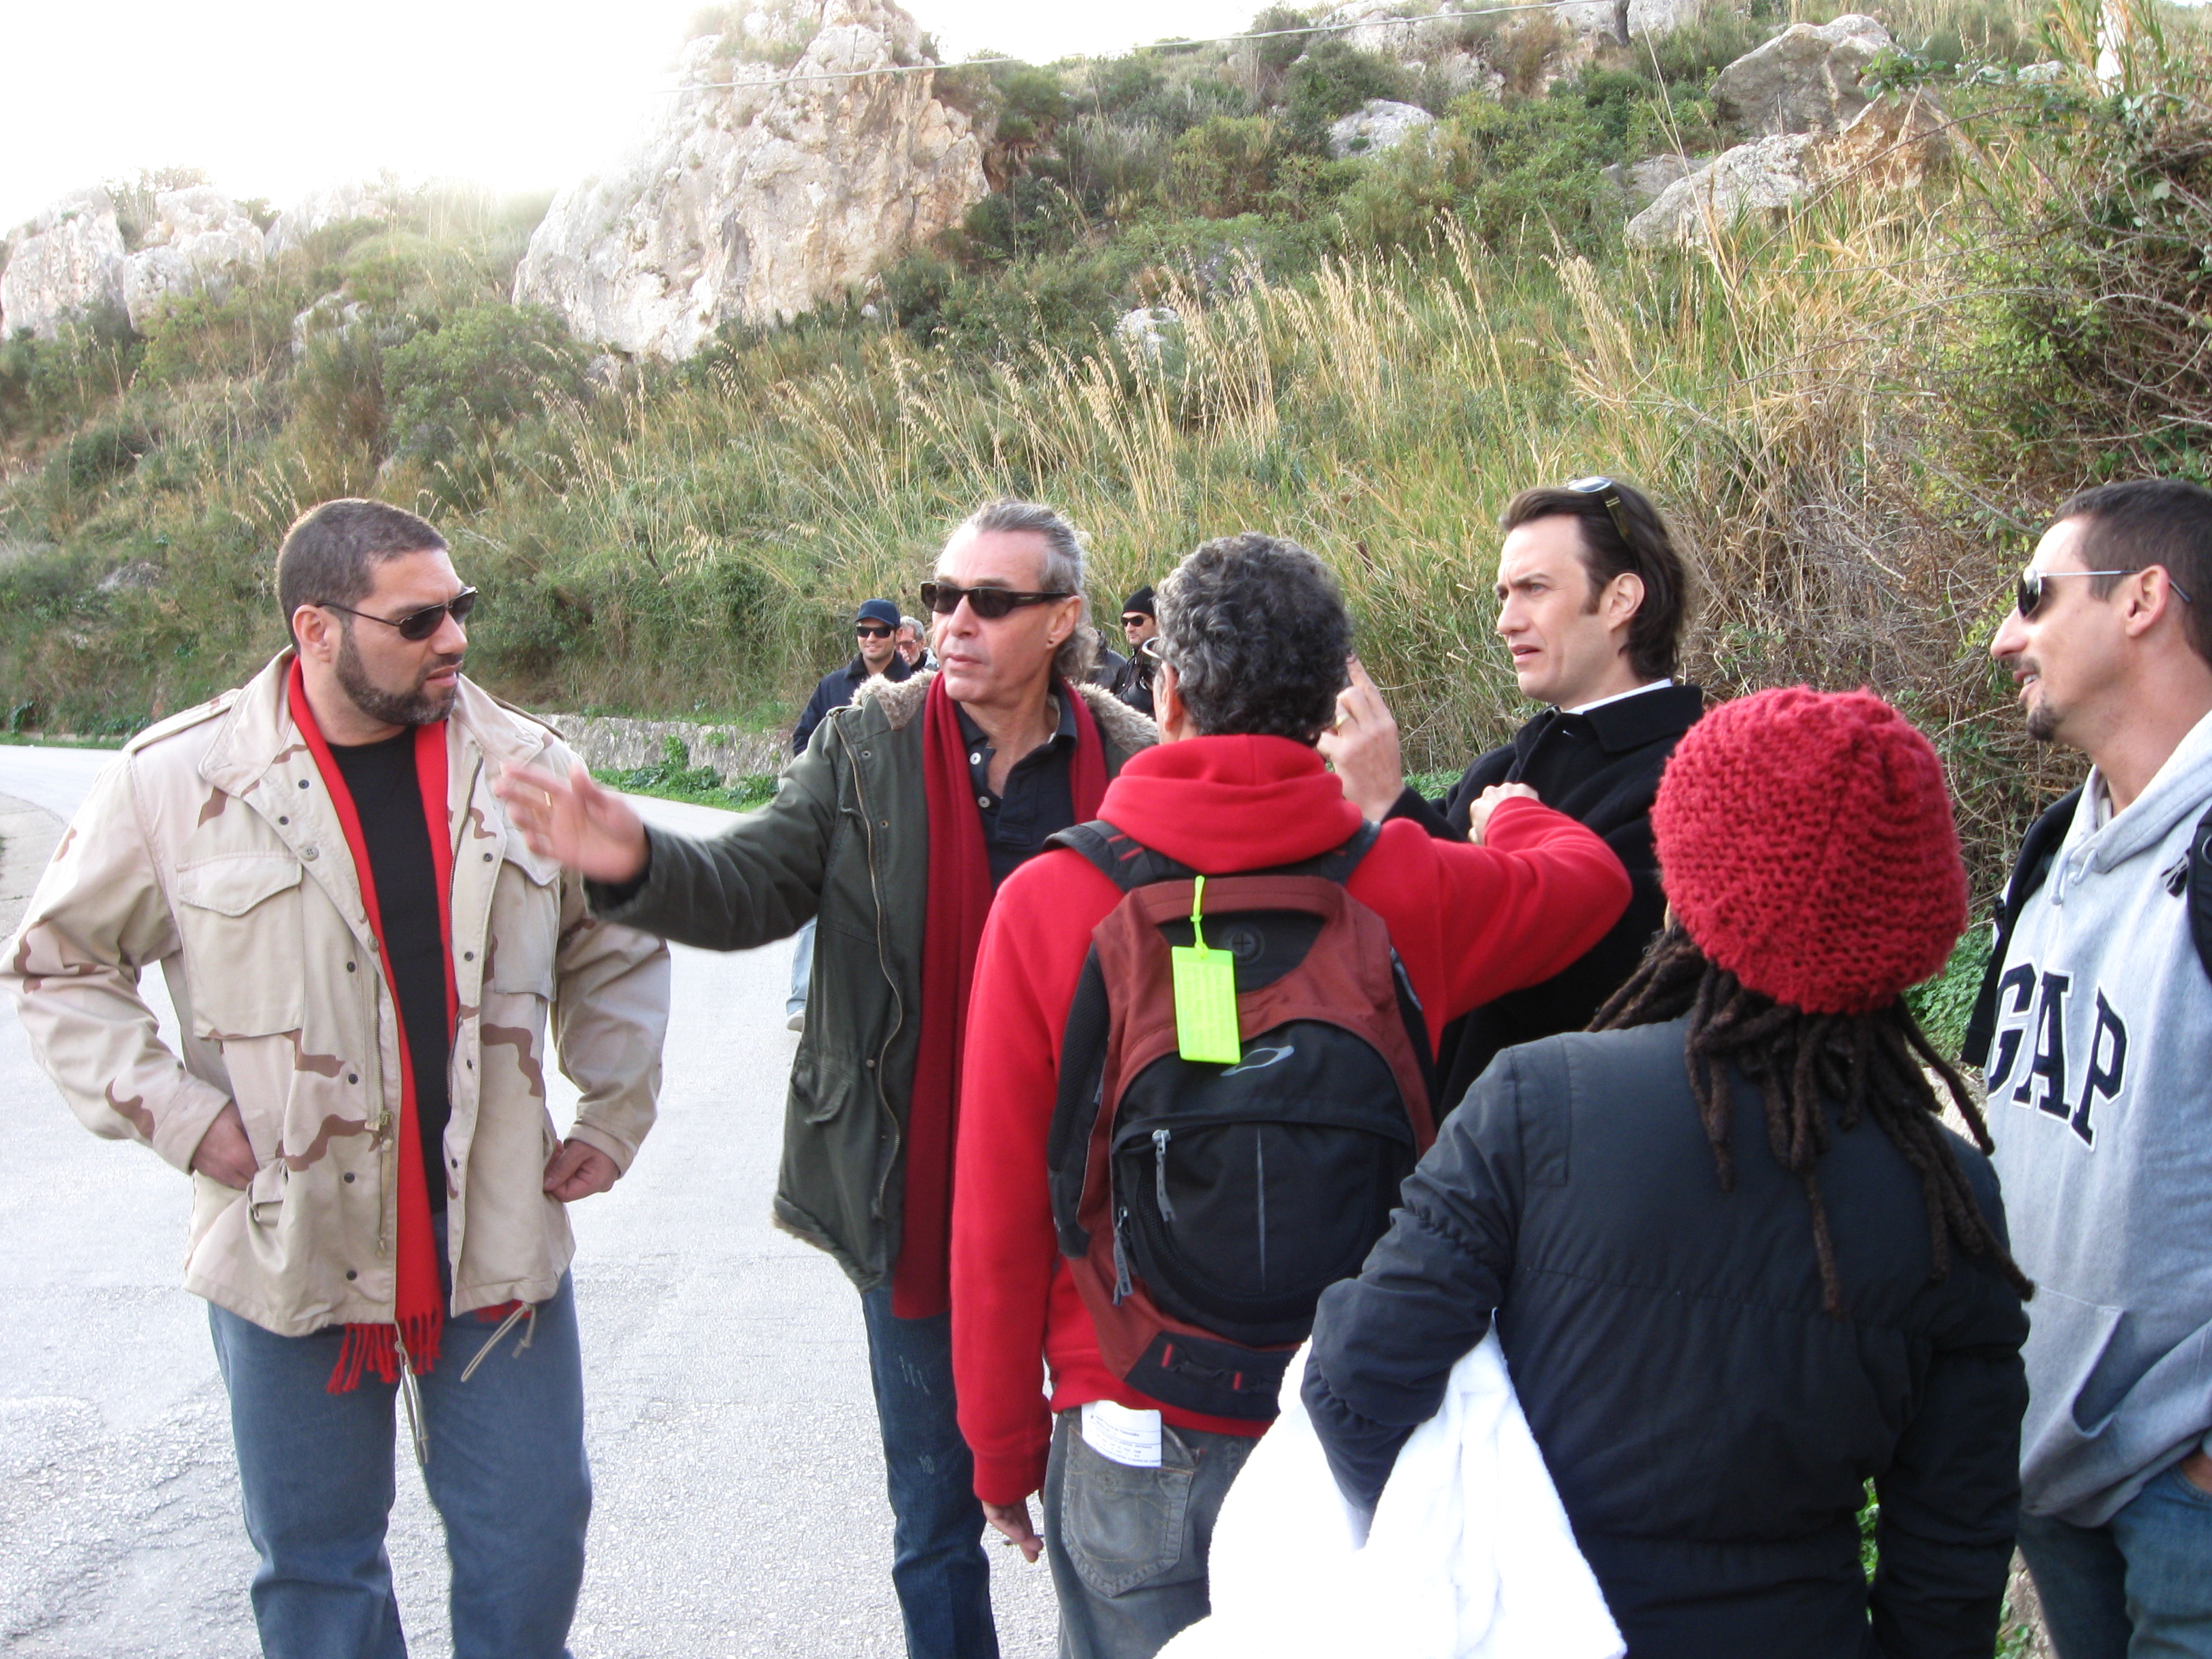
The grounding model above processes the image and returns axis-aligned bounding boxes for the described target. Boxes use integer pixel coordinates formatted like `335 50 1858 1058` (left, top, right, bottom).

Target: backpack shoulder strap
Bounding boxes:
1045 820 1195 892
2187 797 2212 984
1046 819 1382 893
1962 786 2083 1068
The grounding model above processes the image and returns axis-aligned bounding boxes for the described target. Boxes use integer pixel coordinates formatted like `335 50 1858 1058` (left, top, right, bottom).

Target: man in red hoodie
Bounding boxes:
949 533 1631 1658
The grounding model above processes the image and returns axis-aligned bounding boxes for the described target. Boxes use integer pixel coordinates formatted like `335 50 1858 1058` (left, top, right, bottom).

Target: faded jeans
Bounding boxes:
2019 1458 2212 1659
207 1270 590 1659
1042 1408 1256 1659
859 1283 998 1658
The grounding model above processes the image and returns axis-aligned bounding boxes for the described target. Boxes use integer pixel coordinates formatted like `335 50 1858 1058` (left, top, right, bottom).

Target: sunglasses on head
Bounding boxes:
1563 475 1634 546
855 622 894 638
2015 566 2196 619
918 580 1072 620
321 587 478 642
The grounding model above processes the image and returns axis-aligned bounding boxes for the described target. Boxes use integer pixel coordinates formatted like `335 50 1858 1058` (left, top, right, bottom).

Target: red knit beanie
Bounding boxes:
1652 687 1967 1015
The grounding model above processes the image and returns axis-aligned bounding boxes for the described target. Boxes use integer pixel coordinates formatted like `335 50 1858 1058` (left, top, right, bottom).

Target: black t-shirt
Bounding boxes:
329 730 453 1212
955 697 1079 887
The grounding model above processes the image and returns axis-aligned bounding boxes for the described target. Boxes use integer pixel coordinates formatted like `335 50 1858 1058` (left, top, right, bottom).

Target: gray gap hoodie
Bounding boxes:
1985 707 2212 1525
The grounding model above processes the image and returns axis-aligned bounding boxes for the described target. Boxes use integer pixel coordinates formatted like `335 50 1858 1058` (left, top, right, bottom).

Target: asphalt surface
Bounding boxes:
0 745 1059 1658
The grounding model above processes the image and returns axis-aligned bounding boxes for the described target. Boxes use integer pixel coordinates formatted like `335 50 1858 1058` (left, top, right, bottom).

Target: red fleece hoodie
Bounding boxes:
949 734 1631 1507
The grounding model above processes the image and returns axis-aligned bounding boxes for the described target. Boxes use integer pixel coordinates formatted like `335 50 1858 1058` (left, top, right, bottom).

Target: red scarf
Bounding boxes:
893 676 1108 1318
286 659 458 1393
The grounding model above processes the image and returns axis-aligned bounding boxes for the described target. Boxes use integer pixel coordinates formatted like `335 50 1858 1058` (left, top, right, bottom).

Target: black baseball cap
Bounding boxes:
855 598 901 628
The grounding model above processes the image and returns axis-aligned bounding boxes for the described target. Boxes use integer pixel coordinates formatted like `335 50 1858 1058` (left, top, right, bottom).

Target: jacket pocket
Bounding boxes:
487 852 560 999
247 1156 289 1227
173 855 307 1037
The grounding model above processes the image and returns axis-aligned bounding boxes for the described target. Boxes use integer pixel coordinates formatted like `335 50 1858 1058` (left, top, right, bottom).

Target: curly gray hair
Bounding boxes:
1156 532 1351 741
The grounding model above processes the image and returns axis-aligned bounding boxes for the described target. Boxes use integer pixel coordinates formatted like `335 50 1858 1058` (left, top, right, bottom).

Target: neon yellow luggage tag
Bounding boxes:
1170 875 1242 1065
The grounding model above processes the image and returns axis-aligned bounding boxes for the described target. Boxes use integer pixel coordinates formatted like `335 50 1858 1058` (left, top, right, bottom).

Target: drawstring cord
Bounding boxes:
458 1300 538 1385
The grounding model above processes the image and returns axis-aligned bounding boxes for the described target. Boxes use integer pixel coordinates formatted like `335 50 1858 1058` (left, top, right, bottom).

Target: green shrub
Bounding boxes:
1172 116 1289 218
1284 41 1415 149
381 303 585 499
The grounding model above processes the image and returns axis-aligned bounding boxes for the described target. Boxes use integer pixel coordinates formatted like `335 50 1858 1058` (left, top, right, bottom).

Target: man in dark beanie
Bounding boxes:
1109 585 1158 717
1305 687 2034 1659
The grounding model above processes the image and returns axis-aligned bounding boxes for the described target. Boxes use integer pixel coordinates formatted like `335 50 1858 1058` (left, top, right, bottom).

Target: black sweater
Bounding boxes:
1388 683 1702 1115
1303 1016 2030 1659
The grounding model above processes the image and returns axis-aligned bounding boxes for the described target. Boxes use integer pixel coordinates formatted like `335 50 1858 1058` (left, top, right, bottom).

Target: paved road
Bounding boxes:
0 745 1058 1658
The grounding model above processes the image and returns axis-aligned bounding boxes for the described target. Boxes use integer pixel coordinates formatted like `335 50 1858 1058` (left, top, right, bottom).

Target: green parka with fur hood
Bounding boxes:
591 668 1156 1289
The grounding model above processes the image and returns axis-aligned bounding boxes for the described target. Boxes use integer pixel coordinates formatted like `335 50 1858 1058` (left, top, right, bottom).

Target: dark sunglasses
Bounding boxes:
1565 475 1633 545
321 587 478 642
855 623 894 638
2015 566 2195 619
1122 613 1151 628
919 580 1072 620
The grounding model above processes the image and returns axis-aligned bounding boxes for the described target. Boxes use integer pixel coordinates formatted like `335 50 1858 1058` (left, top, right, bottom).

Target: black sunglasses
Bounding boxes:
919 580 1072 620
1564 475 1633 546
2015 566 2196 620
855 622 893 638
1122 613 1151 628
321 587 478 642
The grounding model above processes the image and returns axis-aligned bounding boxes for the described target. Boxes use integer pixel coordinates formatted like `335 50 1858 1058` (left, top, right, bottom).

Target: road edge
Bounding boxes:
0 790 65 938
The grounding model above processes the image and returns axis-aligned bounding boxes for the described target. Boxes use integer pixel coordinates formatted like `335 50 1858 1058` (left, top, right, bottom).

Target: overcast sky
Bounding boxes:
0 0 1267 230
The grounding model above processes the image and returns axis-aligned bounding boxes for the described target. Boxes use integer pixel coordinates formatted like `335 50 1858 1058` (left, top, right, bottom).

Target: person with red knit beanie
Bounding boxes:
1306 685 2036 1659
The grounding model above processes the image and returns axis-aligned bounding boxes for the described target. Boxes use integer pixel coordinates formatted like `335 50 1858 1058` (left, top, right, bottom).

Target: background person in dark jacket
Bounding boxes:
1322 477 1700 1116
785 598 915 1028
1109 586 1158 717
1305 687 2035 1659
793 596 914 756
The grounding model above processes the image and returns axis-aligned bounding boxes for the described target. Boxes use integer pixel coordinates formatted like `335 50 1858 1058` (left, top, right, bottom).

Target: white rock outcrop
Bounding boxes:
1712 14 1893 142
120 188 266 331
1555 0 1706 38
1115 306 1181 361
0 190 127 340
514 0 989 360
1624 133 1820 248
264 178 404 258
1327 99 1437 159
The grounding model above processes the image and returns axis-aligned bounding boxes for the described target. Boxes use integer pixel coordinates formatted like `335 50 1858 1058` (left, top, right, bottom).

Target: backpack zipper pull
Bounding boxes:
1113 1213 1134 1303
1151 1128 1176 1222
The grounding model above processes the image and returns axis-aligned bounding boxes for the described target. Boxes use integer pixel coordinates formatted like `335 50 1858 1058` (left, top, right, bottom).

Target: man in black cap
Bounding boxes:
795 598 913 755
1109 586 1158 717
787 600 914 1029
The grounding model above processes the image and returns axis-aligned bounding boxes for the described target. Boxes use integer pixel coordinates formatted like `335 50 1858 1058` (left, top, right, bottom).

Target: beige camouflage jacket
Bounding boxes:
3 653 670 1336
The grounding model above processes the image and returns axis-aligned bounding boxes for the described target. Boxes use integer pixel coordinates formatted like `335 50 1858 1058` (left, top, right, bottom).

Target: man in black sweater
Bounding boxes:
1321 477 1701 1115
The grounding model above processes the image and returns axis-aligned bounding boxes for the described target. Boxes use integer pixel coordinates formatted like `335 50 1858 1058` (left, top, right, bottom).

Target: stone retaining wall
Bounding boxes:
540 713 787 781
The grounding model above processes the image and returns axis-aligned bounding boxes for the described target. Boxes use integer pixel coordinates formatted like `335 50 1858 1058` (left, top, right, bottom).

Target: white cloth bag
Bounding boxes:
1159 1334 1623 1659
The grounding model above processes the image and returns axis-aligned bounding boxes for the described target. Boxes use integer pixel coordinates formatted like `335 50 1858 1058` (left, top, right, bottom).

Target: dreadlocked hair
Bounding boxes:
1592 924 2034 1317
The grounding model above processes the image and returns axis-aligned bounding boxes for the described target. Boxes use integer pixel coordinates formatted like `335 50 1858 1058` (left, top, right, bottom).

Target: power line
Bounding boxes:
659 1 1606 91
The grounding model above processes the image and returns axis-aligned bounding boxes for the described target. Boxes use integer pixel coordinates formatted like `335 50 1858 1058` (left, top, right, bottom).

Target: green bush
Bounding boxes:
1172 116 1289 218
382 303 586 500
1284 41 1415 149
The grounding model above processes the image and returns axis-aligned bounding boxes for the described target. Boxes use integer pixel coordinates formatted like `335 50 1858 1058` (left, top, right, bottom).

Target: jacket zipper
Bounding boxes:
844 720 906 1239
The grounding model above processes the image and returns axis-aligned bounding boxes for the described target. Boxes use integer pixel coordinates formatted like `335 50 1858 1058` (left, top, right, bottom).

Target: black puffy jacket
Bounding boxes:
1304 1016 2030 1659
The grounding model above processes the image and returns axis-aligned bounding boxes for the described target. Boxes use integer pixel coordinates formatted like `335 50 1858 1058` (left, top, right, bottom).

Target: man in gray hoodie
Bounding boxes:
1984 477 2212 1658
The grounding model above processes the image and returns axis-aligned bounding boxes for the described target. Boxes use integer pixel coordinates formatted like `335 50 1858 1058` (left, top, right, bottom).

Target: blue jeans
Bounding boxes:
859 1283 998 1658
788 918 817 1017
207 1272 591 1659
2019 1459 2212 1659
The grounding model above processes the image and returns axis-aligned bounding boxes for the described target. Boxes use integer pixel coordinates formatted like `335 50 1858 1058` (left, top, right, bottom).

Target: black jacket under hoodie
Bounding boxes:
1389 683 1703 1115
1303 1016 2030 1659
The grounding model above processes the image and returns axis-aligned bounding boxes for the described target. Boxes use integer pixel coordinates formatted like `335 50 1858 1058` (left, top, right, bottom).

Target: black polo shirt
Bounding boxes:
956 693 1080 887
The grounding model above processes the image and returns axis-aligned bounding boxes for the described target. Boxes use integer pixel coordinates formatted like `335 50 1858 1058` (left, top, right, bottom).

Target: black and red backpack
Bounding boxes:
1044 819 1439 1422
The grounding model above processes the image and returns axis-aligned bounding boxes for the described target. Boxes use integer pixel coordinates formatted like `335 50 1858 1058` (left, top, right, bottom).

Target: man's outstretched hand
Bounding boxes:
544 1138 620 1202
1317 657 1407 823
492 761 651 886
